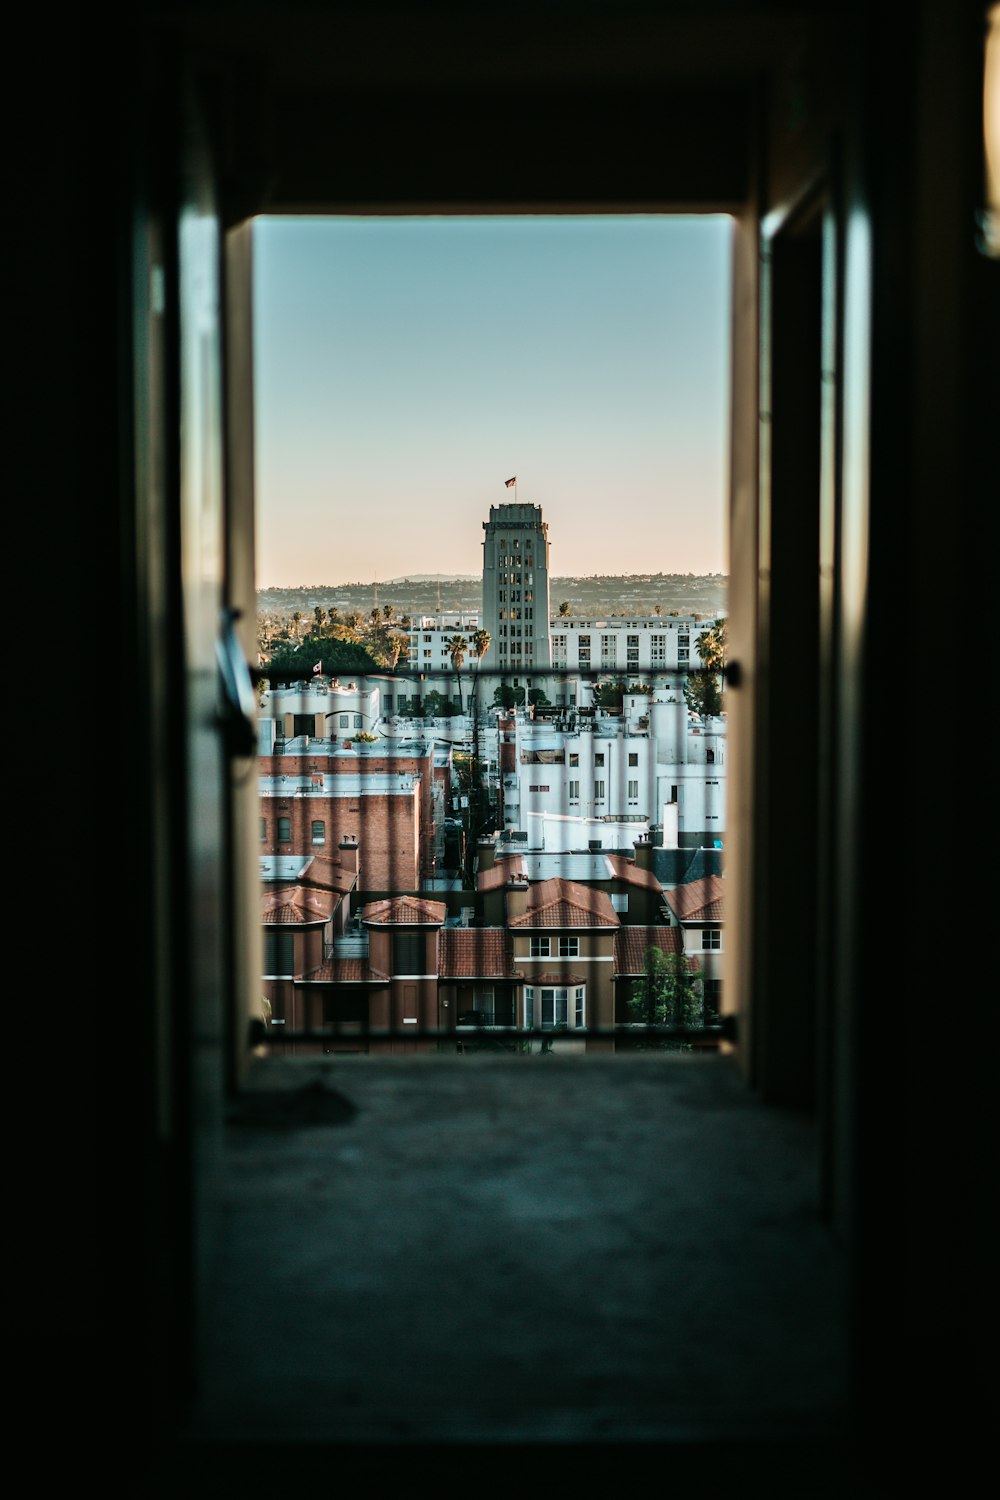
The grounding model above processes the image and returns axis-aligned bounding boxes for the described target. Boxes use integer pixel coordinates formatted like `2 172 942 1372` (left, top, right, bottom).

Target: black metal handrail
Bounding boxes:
250 1017 736 1046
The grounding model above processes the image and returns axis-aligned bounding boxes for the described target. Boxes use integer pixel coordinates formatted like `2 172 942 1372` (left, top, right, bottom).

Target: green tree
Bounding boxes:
593 679 625 712
448 633 469 712
262 631 380 679
493 683 525 710
696 617 728 674
471 627 491 672
379 631 406 671
627 947 703 1049
468 627 491 750
558 601 571 616
421 688 455 718
683 668 723 720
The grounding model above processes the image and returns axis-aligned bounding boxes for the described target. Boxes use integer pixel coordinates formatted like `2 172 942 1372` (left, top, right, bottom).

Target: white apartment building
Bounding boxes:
406 611 723 716
497 704 726 848
258 679 381 750
407 613 480 678
546 615 717 706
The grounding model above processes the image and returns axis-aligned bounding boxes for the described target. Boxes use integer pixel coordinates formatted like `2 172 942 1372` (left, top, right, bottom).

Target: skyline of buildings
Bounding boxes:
257 498 727 1054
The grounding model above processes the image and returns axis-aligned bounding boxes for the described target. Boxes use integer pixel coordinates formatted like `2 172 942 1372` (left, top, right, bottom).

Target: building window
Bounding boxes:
354 714 362 729
474 987 495 1023
703 978 722 1021
540 988 568 1030
628 753 638 766
628 780 639 799
594 780 605 800
394 931 426 973
610 892 628 912
528 784 550 793
277 816 291 843
568 780 580 800
558 937 579 957
340 714 349 728
263 930 295 977
311 820 325 845
259 817 267 841
575 987 585 1028
529 937 550 957
594 753 605 766
524 987 534 1029
569 752 579 766
701 930 722 950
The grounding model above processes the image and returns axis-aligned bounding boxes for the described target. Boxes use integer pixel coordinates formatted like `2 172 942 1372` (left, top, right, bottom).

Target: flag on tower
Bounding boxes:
504 476 516 488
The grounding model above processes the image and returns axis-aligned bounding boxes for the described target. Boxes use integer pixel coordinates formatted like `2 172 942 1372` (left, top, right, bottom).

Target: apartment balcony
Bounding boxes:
185 1052 849 1454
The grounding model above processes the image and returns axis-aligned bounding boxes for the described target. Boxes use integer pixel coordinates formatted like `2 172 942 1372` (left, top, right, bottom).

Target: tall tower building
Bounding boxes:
481 502 552 685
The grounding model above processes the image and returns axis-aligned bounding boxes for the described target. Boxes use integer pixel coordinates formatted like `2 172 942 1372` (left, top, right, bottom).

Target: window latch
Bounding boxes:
216 607 257 759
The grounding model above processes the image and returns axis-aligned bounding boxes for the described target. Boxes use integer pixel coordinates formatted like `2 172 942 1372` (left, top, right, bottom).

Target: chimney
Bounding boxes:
339 834 360 875
632 834 653 871
505 874 530 923
477 835 497 872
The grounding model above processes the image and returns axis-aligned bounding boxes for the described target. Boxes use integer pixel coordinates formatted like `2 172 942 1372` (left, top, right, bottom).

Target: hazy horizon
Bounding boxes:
258 567 728 592
254 215 732 589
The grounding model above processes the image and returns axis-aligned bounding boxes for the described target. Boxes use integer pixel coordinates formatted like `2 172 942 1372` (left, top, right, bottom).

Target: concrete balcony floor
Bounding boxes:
183 1052 849 1457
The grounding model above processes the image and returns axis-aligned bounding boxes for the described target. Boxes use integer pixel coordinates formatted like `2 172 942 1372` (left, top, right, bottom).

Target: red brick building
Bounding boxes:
259 742 439 887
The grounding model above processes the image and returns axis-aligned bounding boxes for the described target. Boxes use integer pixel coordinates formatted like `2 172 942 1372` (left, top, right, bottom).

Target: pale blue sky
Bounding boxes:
253 215 732 586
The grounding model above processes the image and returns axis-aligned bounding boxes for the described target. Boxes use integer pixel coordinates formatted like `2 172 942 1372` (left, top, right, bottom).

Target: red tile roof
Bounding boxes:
476 856 528 892
662 875 725 923
438 928 520 979
526 970 587 986
507 877 619 929
261 886 336 925
297 958 390 984
297 853 359 895
361 896 448 926
604 854 662 890
614 926 686 975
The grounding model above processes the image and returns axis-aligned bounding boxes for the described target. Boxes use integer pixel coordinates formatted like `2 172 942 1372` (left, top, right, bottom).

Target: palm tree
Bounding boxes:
448 633 469 713
469 627 491 760
696 617 728 674
471 627 491 674
695 616 728 706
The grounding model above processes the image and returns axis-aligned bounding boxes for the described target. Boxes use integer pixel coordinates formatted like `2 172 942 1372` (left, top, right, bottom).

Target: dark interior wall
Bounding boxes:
849 0 996 1448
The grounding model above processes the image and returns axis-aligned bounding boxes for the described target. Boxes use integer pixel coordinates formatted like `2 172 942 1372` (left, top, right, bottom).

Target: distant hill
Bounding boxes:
381 574 479 584
258 574 728 621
